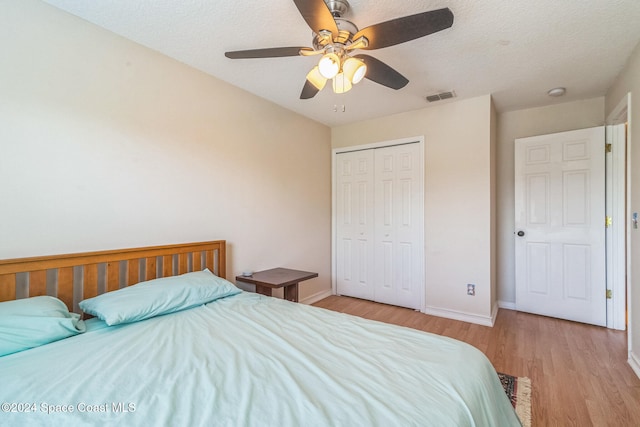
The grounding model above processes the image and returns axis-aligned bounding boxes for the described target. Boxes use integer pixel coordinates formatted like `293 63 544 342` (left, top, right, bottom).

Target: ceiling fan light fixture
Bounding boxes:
318 53 340 79
332 72 352 94
306 66 327 90
342 57 366 84
225 4 455 100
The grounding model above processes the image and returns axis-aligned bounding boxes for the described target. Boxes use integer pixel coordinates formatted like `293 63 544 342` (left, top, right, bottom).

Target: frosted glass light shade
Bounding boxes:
332 72 352 94
343 57 367 84
306 66 327 90
318 53 340 79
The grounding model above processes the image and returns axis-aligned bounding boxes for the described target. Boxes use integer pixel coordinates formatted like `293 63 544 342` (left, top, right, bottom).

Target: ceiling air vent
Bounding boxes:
426 91 456 102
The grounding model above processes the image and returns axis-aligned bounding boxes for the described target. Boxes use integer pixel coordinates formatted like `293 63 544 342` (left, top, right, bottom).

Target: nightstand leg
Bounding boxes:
255 285 272 297
284 283 299 302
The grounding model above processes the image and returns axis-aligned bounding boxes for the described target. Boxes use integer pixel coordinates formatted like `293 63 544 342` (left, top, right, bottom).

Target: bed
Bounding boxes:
0 240 521 426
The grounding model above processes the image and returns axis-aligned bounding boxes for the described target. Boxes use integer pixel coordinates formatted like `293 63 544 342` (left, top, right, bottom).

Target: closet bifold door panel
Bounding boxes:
336 149 376 300
336 143 424 310
374 144 423 309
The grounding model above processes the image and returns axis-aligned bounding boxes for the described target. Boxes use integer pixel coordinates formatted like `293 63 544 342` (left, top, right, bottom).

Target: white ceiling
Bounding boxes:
42 0 640 127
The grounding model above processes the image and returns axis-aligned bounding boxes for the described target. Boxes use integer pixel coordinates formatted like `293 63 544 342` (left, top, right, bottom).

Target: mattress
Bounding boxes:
0 292 521 426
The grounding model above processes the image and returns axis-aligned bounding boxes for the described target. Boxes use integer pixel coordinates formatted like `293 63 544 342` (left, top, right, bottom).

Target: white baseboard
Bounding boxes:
423 305 496 327
491 303 499 325
498 300 517 310
629 351 640 380
301 289 333 305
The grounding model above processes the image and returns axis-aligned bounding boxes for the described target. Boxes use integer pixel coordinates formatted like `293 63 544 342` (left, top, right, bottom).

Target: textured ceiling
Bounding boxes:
42 0 640 127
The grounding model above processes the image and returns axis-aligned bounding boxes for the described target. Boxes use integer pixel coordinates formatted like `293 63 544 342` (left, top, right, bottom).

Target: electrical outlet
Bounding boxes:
467 284 476 296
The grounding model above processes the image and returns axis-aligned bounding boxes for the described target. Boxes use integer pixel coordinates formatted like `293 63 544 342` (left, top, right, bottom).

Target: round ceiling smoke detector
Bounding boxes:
547 87 566 97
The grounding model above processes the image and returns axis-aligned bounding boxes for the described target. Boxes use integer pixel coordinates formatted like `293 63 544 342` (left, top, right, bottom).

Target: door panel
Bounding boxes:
563 244 589 299
526 242 550 295
527 174 549 224
336 150 375 300
515 127 606 326
374 143 423 309
563 170 589 225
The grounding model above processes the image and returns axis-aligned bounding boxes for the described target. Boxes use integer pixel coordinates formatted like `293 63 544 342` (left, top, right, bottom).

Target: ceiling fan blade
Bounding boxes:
292 0 339 37
225 47 313 59
354 54 409 90
300 80 320 99
354 8 454 50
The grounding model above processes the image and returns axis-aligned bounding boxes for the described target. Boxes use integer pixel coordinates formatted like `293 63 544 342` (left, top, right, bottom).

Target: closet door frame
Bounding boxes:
331 136 425 311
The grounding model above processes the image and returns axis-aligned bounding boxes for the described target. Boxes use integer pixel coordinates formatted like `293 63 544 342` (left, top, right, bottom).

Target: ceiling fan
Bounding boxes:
225 0 454 99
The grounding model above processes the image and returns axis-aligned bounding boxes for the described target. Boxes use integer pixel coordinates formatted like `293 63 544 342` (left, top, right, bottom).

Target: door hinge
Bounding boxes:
606 289 612 299
606 143 612 153
605 216 612 228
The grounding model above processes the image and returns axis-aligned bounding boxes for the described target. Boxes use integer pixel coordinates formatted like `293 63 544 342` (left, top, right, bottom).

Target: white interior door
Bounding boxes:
515 127 606 326
374 143 424 310
336 150 375 300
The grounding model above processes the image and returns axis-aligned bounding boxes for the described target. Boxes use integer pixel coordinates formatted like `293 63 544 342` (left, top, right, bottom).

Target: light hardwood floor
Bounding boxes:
313 296 640 427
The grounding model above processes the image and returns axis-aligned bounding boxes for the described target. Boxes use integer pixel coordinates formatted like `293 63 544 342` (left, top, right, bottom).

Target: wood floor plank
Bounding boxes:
313 296 640 427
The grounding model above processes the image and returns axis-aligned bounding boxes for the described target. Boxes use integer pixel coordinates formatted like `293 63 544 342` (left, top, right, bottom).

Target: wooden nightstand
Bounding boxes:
236 268 318 302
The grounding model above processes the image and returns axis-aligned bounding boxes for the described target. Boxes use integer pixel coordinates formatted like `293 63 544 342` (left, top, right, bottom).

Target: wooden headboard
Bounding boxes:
0 240 226 313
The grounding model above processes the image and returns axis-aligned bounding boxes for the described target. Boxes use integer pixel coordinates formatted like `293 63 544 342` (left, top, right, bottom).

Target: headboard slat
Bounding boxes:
178 253 188 275
127 259 139 287
193 251 202 271
218 245 226 278
206 250 214 271
146 257 157 281
84 264 98 299
0 274 16 301
57 267 74 310
162 255 172 278
29 270 47 297
106 262 119 292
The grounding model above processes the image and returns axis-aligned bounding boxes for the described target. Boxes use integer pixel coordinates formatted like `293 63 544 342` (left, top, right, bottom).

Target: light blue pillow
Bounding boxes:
79 268 240 326
0 296 86 357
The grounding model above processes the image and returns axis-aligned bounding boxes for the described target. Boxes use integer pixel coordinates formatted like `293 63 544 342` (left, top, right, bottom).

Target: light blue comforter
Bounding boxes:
0 292 521 426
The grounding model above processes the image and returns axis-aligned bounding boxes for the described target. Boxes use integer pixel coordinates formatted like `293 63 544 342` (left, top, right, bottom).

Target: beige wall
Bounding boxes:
606 40 640 369
496 98 605 305
0 0 332 301
332 95 496 323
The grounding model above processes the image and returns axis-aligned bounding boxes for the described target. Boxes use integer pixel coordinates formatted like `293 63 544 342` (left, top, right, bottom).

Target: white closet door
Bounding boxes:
374 143 424 309
336 150 375 300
